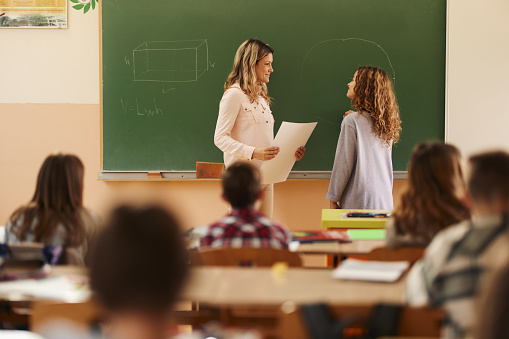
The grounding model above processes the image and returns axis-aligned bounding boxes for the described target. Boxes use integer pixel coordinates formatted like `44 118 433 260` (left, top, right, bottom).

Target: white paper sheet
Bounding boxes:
260 121 317 184
332 259 409 282
0 275 91 302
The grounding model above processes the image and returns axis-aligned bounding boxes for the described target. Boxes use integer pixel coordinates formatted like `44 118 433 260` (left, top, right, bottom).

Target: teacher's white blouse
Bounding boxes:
214 84 274 168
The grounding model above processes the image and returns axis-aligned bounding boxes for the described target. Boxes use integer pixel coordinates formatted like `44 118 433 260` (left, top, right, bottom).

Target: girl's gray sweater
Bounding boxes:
326 112 394 210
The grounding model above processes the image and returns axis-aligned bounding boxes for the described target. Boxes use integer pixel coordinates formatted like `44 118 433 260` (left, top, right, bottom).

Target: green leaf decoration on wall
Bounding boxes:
72 0 98 13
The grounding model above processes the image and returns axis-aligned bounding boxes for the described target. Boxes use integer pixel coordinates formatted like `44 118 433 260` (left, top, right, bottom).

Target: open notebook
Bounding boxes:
332 259 409 282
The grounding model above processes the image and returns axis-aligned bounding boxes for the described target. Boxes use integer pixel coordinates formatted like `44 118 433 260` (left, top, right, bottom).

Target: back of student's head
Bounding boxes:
222 161 260 209
352 66 401 146
10 153 86 246
90 205 188 315
408 142 465 199
468 151 509 211
393 141 469 240
33 153 84 210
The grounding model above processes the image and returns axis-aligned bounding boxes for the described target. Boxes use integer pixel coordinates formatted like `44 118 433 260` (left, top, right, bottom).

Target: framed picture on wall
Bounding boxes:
0 0 67 28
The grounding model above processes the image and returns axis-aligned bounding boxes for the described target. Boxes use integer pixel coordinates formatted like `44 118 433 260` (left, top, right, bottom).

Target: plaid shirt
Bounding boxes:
200 208 291 249
406 214 509 339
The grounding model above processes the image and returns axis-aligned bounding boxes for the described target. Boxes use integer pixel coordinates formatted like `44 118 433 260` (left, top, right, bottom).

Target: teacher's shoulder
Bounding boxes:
221 85 245 104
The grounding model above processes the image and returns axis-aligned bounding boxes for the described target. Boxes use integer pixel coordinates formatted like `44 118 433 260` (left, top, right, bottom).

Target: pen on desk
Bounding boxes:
346 212 390 218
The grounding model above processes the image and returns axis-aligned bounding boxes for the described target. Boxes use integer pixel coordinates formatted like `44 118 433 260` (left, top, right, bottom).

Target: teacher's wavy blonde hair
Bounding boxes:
224 39 274 104
351 66 402 146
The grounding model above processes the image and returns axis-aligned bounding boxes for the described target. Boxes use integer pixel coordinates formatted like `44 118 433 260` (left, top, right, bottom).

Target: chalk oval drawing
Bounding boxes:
299 38 395 126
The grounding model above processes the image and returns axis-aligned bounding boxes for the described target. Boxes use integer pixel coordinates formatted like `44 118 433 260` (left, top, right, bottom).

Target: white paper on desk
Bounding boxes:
260 121 317 184
332 259 409 282
0 275 91 302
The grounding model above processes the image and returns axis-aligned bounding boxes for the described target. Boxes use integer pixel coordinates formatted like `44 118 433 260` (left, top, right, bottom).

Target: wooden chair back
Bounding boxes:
189 247 302 267
30 299 104 334
278 304 445 339
196 162 224 178
367 246 425 265
8 243 44 260
7 243 86 266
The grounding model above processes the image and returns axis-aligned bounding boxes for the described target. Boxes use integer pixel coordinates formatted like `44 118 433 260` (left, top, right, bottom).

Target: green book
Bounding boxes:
347 229 386 240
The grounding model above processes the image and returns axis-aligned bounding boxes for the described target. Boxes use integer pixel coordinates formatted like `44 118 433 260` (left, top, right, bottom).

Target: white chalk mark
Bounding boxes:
162 83 176 93
209 61 215 68
317 116 340 126
300 38 396 83
136 98 143 115
120 99 127 112
124 56 131 66
132 39 209 83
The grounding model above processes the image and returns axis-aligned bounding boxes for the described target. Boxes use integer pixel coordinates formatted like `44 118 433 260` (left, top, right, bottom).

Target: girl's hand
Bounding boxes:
329 200 340 209
295 146 306 161
252 146 280 161
343 110 355 118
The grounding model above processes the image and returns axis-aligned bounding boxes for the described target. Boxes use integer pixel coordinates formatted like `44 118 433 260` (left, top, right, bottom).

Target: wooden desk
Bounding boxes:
295 240 386 256
181 267 406 307
322 209 391 229
179 267 417 338
0 266 89 328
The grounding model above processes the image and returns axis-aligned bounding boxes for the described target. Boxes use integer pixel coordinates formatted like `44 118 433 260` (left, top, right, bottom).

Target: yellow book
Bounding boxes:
321 209 391 229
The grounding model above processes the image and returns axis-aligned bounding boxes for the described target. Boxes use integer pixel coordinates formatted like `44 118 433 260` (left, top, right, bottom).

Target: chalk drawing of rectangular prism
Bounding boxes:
133 40 208 82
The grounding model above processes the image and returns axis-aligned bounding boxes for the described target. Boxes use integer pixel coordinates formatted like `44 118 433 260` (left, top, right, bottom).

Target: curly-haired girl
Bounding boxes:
326 66 402 209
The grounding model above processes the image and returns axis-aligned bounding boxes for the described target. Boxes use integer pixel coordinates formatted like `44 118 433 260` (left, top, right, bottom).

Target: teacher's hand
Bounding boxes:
252 146 280 161
329 201 340 209
295 146 306 161
343 110 355 118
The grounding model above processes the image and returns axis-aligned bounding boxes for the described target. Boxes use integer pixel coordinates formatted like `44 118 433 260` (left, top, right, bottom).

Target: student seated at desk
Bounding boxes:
386 142 470 248
200 161 291 249
406 151 509 339
41 205 189 339
5 154 100 266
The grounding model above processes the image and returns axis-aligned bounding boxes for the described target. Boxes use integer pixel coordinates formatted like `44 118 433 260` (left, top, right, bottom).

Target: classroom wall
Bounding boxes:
2 0 506 229
446 0 509 156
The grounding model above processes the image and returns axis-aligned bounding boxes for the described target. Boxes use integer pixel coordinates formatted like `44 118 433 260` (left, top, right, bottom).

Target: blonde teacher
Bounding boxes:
214 39 305 218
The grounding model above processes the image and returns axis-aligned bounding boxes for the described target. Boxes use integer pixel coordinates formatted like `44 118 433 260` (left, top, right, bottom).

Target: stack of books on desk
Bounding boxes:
291 230 351 243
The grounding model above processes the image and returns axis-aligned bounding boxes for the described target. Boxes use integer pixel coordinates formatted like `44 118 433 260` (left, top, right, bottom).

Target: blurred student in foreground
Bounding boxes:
406 151 509 339
476 261 509 339
200 161 291 249
42 205 189 339
5 154 100 266
386 142 470 248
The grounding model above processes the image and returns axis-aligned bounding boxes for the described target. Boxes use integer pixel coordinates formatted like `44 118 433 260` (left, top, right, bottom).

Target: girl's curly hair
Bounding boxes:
351 66 402 146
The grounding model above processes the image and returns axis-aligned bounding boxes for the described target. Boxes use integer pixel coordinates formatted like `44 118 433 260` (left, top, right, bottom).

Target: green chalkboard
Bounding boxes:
102 0 446 172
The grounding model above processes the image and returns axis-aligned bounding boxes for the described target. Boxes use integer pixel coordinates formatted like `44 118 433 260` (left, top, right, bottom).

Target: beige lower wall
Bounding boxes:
0 103 406 230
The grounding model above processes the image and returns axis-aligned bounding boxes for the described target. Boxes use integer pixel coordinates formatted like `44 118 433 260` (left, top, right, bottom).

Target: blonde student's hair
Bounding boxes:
224 39 274 105
351 66 402 146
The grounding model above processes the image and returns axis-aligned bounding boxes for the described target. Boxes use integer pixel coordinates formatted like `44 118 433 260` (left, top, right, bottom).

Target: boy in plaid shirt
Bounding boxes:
200 161 291 249
406 151 509 339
